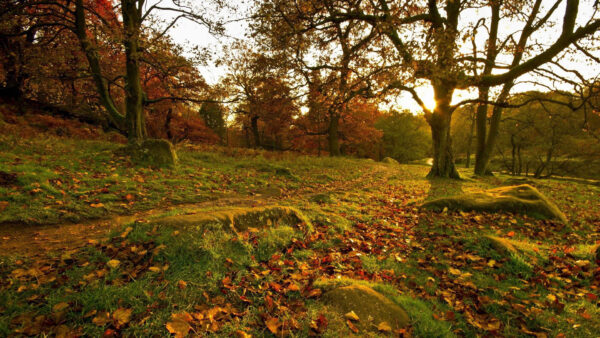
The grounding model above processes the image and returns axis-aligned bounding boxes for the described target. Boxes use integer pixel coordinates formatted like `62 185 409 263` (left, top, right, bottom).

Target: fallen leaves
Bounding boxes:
344 311 359 321
106 259 120 269
112 308 132 328
166 313 192 337
377 321 392 332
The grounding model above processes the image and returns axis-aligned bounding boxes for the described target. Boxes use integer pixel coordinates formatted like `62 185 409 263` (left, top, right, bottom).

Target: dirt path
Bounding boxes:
0 164 394 258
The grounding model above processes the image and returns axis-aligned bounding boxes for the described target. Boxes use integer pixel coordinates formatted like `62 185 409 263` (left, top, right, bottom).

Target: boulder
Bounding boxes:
323 284 410 331
151 206 311 233
382 157 399 165
421 184 567 222
119 139 178 167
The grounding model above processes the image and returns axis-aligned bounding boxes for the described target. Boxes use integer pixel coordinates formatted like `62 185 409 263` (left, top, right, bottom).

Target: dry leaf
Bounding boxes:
344 311 360 321
112 308 132 328
265 316 279 335
377 321 392 332
166 319 191 337
106 259 120 269
92 312 111 326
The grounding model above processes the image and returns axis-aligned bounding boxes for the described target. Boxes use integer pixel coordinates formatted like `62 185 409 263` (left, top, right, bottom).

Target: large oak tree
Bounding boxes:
255 0 600 178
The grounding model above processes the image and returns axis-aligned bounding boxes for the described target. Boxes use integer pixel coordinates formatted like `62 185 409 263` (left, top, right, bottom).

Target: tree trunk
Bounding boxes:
427 86 459 179
328 114 341 156
122 0 146 142
465 106 476 168
74 0 126 131
250 115 260 148
511 134 516 175
517 145 522 175
165 108 173 140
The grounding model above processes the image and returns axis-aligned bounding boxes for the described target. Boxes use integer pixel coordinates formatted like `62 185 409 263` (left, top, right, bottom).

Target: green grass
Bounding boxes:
1 131 599 337
0 133 383 225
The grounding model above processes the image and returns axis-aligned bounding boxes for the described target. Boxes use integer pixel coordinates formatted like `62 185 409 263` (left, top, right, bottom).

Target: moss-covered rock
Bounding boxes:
382 157 399 165
151 206 311 233
421 184 567 222
119 139 178 167
323 284 410 331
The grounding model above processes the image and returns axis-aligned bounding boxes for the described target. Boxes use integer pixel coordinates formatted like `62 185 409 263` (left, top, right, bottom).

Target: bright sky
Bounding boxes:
155 1 599 113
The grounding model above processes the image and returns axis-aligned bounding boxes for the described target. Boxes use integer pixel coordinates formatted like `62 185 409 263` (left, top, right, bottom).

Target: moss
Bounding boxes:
118 139 178 168
421 184 567 222
150 206 312 233
502 177 536 186
309 193 334 204
382 157 399 165
322 283 410 331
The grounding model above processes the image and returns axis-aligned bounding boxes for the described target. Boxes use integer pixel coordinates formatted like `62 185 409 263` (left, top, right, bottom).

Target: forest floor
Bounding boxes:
1 130 599 337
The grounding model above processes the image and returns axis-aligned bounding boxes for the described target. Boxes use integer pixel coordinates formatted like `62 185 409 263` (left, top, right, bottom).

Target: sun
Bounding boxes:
416 85 437 112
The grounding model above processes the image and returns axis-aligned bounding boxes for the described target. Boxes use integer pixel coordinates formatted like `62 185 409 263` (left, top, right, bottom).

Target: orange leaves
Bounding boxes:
166 313 193 337
164 305 246 336
112 308 133 328
309 314 328 334
264 316 279 335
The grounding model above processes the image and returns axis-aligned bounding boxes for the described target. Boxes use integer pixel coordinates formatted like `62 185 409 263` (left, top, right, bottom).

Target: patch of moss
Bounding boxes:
150 205 312 233
421 184 567 222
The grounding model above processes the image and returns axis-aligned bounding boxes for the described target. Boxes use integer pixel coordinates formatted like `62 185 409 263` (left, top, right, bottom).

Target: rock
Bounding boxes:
152 206 311 233
323 284 409 331
119 139 178 167
381 157 399 165
421 184 567 222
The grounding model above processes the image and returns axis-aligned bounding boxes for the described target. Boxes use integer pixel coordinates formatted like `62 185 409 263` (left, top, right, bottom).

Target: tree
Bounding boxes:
496 91 600 178
7 0 225 143
224 44 298 150
199 101 227 143
375 110 431 162
255 0 600 178
252 1 384 156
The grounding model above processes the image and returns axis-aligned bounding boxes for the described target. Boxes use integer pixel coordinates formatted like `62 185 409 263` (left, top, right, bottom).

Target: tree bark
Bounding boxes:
122 0 146 142
74 0 126 132
328 113 341 156
465 105 476 168
250 115 260 148
427 85 460 179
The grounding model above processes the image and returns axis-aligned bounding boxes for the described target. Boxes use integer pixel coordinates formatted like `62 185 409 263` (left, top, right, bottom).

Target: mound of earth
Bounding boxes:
151 206 310 232
421 184 567 222
322 284 410 332
382 157 399 165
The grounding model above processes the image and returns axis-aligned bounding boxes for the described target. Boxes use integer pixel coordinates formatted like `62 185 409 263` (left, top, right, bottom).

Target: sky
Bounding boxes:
154 0 599 113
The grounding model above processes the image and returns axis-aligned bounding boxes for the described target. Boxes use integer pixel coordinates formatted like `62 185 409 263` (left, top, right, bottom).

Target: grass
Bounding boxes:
0 133 384 225
0 130 599 337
